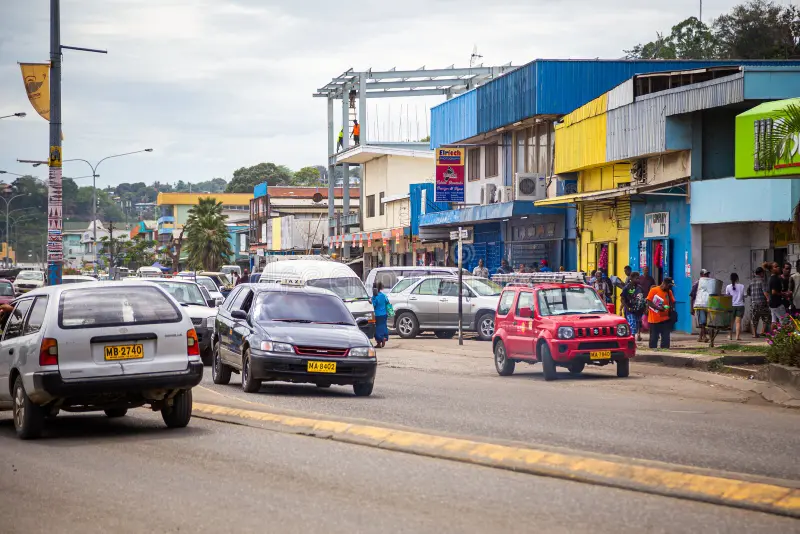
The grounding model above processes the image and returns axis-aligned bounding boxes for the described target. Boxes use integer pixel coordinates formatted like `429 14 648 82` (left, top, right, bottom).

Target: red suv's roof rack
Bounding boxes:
491 272 588 286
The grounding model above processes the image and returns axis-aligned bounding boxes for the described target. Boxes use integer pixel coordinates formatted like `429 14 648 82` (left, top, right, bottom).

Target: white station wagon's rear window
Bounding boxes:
59 286 182 328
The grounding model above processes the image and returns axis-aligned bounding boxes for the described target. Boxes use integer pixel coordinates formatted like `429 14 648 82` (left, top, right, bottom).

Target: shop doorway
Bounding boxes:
639 239 672 283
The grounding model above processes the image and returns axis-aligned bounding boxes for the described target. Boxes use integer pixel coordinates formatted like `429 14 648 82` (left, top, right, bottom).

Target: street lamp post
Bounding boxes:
65 149 153 276
0 193 31 267
0 112 26 120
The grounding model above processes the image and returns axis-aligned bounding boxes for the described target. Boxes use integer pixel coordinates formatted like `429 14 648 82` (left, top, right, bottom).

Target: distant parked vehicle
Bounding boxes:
365 266 468 294
13 270 46 295
60 275 97 284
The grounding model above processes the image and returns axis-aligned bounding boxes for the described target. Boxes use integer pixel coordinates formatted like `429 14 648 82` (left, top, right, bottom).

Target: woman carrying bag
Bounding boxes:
372 282 392 348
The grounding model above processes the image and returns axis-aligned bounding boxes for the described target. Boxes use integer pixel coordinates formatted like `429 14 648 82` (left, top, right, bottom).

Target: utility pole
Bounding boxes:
458 226 464 346
47 0 63 286
107 219 115 272
699 0 702 23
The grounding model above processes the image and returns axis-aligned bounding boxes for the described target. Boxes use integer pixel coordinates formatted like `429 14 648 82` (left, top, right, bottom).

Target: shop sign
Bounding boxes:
644 212 669 238
449 229 470 241
434 147 465 202
773 222 794 248
735 98 800 179
511 223 556 241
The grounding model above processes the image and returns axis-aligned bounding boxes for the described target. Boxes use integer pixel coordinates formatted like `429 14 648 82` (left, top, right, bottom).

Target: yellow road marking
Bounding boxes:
192 401 800 518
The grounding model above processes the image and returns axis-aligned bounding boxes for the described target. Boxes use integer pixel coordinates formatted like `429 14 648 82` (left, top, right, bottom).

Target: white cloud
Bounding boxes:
0 0 753 187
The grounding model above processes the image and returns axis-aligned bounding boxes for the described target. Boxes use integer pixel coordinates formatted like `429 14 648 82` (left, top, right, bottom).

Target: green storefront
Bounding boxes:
736 97 800 179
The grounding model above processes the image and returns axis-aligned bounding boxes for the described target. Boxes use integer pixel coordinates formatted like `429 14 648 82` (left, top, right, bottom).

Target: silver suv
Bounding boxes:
390 276 502 341
0 281 203 439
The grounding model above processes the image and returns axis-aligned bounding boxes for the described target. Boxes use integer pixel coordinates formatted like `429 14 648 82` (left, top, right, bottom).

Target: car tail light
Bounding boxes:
39 338 58 366
187 329 200 356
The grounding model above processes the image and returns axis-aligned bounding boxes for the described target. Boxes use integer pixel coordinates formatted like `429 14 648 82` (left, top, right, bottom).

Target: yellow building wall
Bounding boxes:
156 193 252 207
554 93 608 174
270 218 281 251
578 163 632 192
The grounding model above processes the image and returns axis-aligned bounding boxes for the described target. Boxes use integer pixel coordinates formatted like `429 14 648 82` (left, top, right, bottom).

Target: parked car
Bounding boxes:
365 266 468 294
221 265 242 278
143 278 218 365
177 273 225 307
492 276 635 381
61 275 97 284
212 283 377 396
0 281 203 439
260 260 375 339
13 270 46 295
199 271 234 297
390 275 503 341
0 278 15 305
136 266 163 278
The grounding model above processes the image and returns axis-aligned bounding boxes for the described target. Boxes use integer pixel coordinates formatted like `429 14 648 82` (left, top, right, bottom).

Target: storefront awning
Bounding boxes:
535 178 689 206
419 201 564 228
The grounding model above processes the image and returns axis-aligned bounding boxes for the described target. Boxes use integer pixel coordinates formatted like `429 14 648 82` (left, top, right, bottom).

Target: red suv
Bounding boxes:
491 275 635 381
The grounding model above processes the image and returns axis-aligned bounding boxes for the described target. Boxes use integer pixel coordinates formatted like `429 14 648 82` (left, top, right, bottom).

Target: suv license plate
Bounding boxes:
589 350 611 360
104 344 144 361
307 361 336 373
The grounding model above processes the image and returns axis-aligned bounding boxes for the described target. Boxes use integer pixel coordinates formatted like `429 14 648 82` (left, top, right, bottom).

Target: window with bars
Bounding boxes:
468 149 480 181
485 143 499 178
366 195 376 218
379 192 385 215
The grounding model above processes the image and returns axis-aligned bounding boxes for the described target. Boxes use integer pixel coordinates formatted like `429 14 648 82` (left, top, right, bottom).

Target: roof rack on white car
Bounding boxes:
491 272 588 286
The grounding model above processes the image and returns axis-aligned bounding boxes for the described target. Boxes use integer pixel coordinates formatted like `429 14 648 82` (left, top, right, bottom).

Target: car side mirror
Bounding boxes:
231 310 247 321
519 307 533 319
356 317 368 327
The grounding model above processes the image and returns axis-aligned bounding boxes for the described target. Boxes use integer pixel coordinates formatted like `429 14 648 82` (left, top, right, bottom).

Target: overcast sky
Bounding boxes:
0 0 768 188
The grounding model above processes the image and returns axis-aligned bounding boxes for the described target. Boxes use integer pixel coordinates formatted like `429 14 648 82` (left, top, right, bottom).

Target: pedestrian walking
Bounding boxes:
472 258 489 278
726 273 745 341
768 262 789 327
372 282 390 348
593 269 612 304
747 267 770 338
781 261 793 310
637 266 656 296
623 265 632 285
622 271 646 342
646 277 676 349
690 269 711 343
789 260 800 313
351 120 360 145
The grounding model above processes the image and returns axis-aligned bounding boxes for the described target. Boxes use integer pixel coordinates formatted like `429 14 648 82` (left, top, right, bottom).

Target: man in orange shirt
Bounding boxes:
646 277 675 349
351 120 360 145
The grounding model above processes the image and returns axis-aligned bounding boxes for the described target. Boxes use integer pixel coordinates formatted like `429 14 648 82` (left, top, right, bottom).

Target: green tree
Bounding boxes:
225 162 294 192
183 197 232 270
292 166 321 186
714 1 799 59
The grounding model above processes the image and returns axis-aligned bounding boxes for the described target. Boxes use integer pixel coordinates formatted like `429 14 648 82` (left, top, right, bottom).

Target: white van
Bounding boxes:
221 265 242 278
365 266 469 295
260 260 375 338
136 266 163 278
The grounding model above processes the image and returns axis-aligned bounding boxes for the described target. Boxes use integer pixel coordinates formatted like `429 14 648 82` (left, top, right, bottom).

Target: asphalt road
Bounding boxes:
199 339 800 482
1 410 797 534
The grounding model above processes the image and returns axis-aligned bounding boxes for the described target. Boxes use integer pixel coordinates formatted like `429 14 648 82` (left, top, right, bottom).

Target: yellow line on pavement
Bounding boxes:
192 401 800 518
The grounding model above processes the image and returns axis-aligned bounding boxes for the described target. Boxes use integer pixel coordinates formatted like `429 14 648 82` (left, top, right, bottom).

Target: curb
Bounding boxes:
192 401 800 519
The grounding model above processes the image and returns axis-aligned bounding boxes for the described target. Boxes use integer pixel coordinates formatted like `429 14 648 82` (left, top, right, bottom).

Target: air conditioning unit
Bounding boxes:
496 186 513 203
481 183 498 205
515 173 547 201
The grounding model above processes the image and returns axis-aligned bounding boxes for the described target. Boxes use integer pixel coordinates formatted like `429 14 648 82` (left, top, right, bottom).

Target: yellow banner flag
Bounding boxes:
20 62 50 121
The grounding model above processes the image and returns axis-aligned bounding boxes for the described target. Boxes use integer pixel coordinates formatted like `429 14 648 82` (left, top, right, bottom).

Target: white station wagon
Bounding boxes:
0 281 204 439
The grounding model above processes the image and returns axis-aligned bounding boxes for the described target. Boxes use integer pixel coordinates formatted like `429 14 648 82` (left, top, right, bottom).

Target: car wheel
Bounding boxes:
568 362 585 375
476 312 495 341
13 376 45 440
212 341 232 385
494 340 515 376
241 349 262 393
201 346 213 366
434 330 455 339
617 358 630 378
161 389 192 428
104 408 128 418
353 381 374 397
396 312 419 339
540 344 557 381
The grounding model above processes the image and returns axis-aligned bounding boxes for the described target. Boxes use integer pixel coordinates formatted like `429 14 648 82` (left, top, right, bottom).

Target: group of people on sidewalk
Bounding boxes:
618 267 675 349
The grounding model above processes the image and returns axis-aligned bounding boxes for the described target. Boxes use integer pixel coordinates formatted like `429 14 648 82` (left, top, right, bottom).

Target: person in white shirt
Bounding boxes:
726 272 745 341
472 258 489 278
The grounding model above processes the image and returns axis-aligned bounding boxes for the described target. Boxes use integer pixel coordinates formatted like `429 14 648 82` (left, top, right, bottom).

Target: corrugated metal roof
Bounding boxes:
607 79 633 111
606 73 744 161
430 90 477 148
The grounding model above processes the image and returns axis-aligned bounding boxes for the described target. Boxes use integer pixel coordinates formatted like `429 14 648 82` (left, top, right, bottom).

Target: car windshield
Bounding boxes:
17 271 43 281
537 286 608 316
0 282 13 296
59 286 182 328
150 281 206 306
466 278 502 296
391 278 419 293
306 277 370 301
195 278 219 293
253 291 355 325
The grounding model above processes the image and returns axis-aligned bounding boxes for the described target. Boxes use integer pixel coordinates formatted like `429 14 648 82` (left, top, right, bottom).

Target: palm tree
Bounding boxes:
183 197 232 271
755 101 800 237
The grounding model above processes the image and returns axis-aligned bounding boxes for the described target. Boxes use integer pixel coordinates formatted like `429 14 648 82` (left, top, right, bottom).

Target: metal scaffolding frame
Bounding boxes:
314 64 517 255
